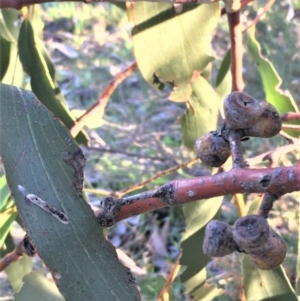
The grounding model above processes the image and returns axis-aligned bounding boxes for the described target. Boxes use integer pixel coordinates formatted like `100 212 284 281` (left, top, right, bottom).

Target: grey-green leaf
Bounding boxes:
18 19 88 146
0 83 140 301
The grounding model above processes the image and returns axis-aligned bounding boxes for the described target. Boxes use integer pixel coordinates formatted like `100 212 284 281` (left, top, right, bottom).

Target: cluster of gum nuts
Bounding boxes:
195 92 286 270
194 91 282 168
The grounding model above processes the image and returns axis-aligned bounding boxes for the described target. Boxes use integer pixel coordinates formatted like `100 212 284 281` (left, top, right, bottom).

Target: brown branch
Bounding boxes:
281 112 300 122
70 62 137 138
0 234 36 271
94 166 300 225
227 10 244 91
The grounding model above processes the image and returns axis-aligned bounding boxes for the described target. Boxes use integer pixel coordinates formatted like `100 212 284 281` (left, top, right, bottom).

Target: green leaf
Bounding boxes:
18 20 89 146
0 36 10 81
0 175 10 211
6 255 33 292
243 255 297 301
0 84 140 301
1 42 25 87
0 9 22 42
128 2 219 101
0 211 17 248
180 76 220 149
215 49 232 108
180 197 222 284
14 271 64 301
247 26 299 136
184 267 223 300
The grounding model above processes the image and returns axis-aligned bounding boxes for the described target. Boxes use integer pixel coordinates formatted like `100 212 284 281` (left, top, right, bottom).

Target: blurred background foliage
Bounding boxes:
0 0 300 300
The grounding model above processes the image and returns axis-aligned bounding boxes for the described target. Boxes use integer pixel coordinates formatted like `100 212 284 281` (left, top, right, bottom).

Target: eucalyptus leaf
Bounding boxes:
18 20 88 146
180 197 222 288
128 2 219 100
247 26 299 137
0 83 140 301
6 255 33 292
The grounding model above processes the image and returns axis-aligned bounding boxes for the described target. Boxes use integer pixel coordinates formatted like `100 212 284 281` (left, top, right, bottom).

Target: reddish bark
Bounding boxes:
115 166 300 222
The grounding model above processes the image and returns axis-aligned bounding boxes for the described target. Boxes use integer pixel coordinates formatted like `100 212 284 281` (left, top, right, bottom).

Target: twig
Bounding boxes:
242 0 276 33
84 187 114 196
70 62 137 138
227 130 247 168
95 166 300 225
227 10 244 91
0 235 36 271
247 138 300 166
88 146 167 162
256 193 279 218
156 259 180 301
281 112 300 122
115 157 198 197
281 124 300 131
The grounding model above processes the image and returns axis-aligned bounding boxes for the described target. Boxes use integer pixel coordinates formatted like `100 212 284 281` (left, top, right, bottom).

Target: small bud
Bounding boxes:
203 220 238 257
195 131 231 167
224 92 262 129
233 215 286 270
243 101 282 138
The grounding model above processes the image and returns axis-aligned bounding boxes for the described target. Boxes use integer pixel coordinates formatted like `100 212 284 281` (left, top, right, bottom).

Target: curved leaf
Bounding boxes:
0 9 21 42
180 76 220 149
215 49 232 105
18 20 88 146
0 175 10 211
0 211 17 248
0 83 140 301
180 197 223 298
1 42 25 87
0 36 11 81
6 255 33 292
128 2 220 101
247 26 299 136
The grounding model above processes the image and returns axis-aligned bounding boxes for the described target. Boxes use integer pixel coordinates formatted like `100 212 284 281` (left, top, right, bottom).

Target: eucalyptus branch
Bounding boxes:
95 166 300 226
227 9 244 91
0 235 36 272
281 112 300 122
70 62 137 137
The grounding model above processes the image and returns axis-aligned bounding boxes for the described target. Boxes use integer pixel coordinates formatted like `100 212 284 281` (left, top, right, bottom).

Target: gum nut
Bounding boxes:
249 228 287 270
243 101 282 138
203 220 237 257
194 131 231 167
224 92 262 129
233 215 269 254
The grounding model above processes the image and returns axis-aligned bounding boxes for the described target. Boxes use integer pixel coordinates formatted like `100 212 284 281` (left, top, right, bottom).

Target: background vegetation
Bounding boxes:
0 0 300 300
